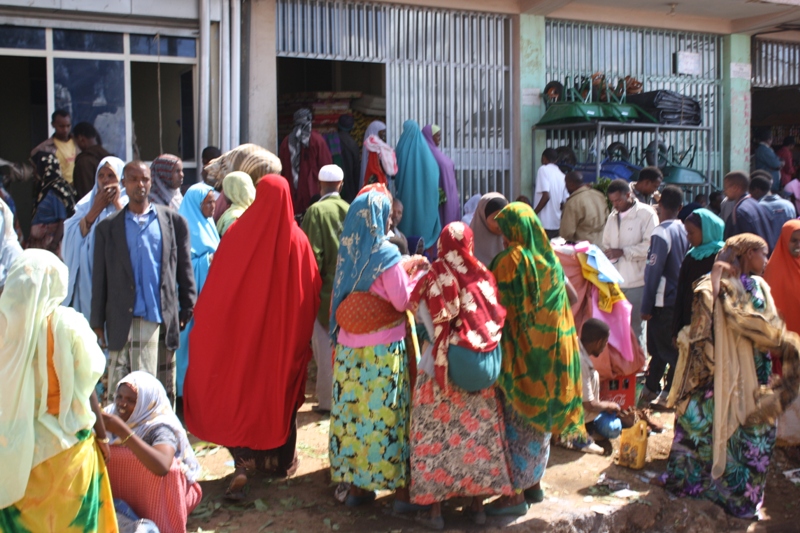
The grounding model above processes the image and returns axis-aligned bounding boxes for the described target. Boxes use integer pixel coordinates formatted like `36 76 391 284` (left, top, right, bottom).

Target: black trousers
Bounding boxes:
645 306 678 394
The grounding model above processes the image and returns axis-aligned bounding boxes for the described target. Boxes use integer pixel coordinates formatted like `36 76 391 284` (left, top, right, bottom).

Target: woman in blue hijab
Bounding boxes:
63 156 127 319
394 120 441 251
176 182 220 396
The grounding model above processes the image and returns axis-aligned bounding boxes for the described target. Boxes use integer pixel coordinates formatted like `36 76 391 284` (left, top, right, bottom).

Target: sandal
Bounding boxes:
485 501 529 516
224 470 248 501
524 487 545 503
345 491 376 507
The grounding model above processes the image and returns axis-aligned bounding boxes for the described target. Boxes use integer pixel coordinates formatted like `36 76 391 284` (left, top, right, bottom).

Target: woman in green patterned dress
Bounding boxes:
486 202 586 515
662 233 800 519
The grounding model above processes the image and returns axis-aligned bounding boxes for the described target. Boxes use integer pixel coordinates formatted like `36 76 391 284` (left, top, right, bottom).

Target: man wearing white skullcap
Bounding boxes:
301 164 349 413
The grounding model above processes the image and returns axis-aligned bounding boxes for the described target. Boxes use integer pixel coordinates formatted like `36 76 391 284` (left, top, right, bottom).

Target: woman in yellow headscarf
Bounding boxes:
0 249 116 532
216 171 256 237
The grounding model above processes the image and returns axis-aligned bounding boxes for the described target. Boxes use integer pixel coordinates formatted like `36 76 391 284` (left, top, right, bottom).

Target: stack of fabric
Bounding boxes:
277 91 362 140
554 242 645 379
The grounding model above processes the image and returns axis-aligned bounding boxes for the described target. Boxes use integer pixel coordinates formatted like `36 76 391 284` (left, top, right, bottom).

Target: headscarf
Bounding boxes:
461 194 481 226
470 193 507 267
204 143 282 186
685 208 725 260
764 219 800 335
288 108 313 188
32 151 76 220
149 154 183 210
422 124 461 226
0 249 106 507
216 171 256 236
360 120 389 187
329 190 402 341
395 120 442 248
63 156 128 318
104 371 201 484
717 232 768 270
357 182 391 199
183 175 321 450
176 183 220 396
412 222 505 389
0 197 22 288
491 202 586 440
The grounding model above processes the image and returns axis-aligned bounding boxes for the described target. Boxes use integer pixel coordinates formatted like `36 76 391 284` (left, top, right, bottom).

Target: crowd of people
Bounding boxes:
2 106 800 532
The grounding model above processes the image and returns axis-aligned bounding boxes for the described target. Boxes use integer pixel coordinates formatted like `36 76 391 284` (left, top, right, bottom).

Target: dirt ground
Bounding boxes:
183 364 800 533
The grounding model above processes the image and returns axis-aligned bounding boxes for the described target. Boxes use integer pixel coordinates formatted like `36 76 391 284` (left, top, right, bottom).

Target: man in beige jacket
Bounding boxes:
601 179 658 346
560 171 609 245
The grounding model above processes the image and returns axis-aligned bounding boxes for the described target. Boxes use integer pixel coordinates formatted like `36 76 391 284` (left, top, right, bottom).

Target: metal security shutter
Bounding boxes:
544 21 722 188
276 0 387 62
387 8 514 200
753 38 800 88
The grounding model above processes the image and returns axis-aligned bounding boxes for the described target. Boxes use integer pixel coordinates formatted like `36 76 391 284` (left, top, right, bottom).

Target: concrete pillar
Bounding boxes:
722 34 751 177
242 0 278 152
517 14 547 199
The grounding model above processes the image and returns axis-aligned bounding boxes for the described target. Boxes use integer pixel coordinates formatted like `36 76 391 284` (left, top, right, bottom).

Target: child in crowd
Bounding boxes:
580 319 622 444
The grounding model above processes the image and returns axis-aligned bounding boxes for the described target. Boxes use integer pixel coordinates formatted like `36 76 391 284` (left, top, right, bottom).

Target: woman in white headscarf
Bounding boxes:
103 371 203 533
62 156 127 320
0 197 22 292
461 194 482 227
360 120 397 188
0 249 115 531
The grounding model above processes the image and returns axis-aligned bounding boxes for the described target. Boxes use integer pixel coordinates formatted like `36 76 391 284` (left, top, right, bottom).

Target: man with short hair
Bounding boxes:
640 185 688 407
708 190 724 217
632 166 663 205
534 148 568 239
559 171 608 245
722 171 773 249
753 128 783 192
602 179 659 346
201 145 222 185
580 319 620 446
677 193 707 221
301 164 349 413
72 122 112 199
31 109 80 186
749 170 796 251
91 161 196 405
388 198 410 255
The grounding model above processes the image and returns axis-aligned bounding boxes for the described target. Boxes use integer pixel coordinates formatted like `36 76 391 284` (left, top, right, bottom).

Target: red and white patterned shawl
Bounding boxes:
412 222 506 389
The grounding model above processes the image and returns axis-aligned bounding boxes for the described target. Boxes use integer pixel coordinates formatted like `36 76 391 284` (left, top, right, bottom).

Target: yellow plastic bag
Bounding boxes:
616 420 648 469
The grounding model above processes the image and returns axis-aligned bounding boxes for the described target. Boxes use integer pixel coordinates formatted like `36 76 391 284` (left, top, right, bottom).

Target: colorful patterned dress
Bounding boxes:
328 190 423 492
408 222 513 504
490 202 586 489
663 246 800 520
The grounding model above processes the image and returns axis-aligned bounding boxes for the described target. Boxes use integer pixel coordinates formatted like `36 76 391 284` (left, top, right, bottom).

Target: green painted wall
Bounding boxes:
722 34 751 176
518 14 547 199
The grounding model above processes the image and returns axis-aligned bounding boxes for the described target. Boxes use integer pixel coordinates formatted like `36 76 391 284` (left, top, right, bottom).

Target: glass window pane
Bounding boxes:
130 34 196 58
0 26 45 49
53 29 123 53
131 62 195 162
54 58 126 158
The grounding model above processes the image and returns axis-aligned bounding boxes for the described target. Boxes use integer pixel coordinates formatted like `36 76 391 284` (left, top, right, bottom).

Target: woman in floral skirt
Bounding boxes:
662 233 800 519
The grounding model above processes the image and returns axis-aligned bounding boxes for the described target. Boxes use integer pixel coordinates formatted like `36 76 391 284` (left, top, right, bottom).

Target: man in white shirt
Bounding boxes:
602 179 659 347
534 148 568 239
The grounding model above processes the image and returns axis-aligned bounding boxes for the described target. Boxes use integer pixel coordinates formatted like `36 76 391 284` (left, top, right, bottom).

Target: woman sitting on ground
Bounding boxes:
102 371 203 533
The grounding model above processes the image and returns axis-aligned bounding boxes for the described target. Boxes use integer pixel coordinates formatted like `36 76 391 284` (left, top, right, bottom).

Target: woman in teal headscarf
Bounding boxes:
176 183 220 396
328 189 429 510
394 120 441 252
672 208 725 339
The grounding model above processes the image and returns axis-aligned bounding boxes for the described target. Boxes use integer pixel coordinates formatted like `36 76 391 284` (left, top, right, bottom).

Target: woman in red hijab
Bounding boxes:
764 219 800 335
183 174 321 499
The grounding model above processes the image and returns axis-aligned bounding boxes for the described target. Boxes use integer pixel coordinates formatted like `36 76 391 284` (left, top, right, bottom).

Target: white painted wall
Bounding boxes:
0 0 223 20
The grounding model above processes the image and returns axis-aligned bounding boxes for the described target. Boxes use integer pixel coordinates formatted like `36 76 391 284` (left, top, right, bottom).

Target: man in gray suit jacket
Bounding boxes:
91 160 196 404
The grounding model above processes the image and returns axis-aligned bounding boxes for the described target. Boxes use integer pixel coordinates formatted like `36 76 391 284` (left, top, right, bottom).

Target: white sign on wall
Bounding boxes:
730 62 752 80
674 51 702 76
